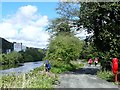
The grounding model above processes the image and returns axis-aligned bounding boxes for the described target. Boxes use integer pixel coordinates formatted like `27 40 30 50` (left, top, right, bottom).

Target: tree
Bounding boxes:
79 2 120 70
79 2 120 55
1 52 23 65
47 2 80 35
56 2 80 20
54 2 120 70
45 33 84 65
46 2 84 65
19 48 45 62
47 17 71 35
56 2 120 55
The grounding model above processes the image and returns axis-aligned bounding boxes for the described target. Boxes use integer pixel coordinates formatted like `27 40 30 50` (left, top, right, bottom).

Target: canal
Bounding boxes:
0 61 43 75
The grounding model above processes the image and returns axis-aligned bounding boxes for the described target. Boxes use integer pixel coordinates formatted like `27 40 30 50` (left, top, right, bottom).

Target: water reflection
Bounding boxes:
0 61 43 75
1 64 21 70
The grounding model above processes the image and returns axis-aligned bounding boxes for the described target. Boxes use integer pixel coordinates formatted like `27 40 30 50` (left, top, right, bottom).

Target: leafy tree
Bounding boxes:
19 48 45 62
0 54 4 64
45 33 84 65
80 42 97 59
46 2 84 68
79 2 120 56
47 18 71 36
47 2 80 35
2 52 23 65
56 2 120 56
25 48 40 61
55 2 120 70
23 53 34 62
56 2 80 20
56 2 81 31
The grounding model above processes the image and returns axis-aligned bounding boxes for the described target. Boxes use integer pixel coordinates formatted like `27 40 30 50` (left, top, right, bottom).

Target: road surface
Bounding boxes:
54 63 119 89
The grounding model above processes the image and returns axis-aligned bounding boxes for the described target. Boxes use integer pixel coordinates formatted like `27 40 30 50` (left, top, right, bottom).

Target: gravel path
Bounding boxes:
54 63 119 89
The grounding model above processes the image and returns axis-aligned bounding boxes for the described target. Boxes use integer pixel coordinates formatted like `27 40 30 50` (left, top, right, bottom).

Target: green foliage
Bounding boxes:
0 54 3 63
24 48 44 61
78 2 120 71
1 64 19 70
0 66 58 88
79 2 120 54
50 60 73 74
55 2 120 71
56 2 80 20
97 70 120 85
22 53 34 62
50 60 84 74
45 33 84 65
80 42 98 60
19 48 45 62
97 70 114 81
1 48 45 67
47 18 71 36
1 51 23 65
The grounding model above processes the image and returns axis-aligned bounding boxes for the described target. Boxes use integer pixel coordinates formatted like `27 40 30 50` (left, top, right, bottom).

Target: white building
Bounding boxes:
13 42 26 52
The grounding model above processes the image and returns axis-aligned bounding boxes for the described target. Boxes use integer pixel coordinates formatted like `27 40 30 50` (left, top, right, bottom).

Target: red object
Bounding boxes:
88 58 93 64
112 58 118 74
112 58 119 82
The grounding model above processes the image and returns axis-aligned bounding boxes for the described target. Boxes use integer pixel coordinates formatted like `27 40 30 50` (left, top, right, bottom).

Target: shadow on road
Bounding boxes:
73 68 99 75
64 65 100 75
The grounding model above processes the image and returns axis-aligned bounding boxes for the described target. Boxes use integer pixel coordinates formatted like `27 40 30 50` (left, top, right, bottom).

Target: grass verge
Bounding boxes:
97 70 120 85
0 66 58 88
0 60 84 88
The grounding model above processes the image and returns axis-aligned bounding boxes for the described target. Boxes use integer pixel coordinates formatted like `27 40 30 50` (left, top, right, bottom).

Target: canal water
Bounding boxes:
0 61 43 75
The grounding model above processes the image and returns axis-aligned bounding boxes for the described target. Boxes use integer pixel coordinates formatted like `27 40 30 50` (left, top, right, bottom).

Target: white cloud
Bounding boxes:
75 28 93 39
0 5 50 48
0 22 17 38
18 5 37 18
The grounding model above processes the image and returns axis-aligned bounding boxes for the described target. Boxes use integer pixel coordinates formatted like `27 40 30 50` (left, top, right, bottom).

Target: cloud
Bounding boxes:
75 28 93 39
18 5 37 18
0 5 50 48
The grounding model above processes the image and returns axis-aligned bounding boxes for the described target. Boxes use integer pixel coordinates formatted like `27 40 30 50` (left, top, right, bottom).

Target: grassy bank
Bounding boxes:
0 67 58 88
0 60 84 88
97 70 120 85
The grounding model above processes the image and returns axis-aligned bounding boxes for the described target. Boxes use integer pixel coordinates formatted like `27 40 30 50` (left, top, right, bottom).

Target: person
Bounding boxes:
94 58 98 66
88 58 93 66
44 60 51 72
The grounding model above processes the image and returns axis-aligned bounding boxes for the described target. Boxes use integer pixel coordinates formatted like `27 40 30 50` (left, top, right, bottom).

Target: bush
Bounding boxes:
97 70 120 85
19 48 45 62
97 70 114 81
45 33 84 65
2 52 23 65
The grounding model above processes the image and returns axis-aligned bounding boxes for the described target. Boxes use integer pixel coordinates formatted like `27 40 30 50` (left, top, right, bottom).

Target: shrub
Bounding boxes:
45 33 84 66
2 52 23 65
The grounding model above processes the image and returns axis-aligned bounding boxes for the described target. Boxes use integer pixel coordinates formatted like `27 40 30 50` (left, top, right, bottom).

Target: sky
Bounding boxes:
0 1 59 48
0 1 91 49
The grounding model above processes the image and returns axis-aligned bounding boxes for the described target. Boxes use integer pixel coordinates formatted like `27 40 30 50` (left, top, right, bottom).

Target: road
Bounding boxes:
54 63 119 89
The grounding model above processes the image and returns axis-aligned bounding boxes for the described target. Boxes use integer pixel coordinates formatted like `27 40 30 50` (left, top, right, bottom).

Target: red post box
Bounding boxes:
112 58 118 82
